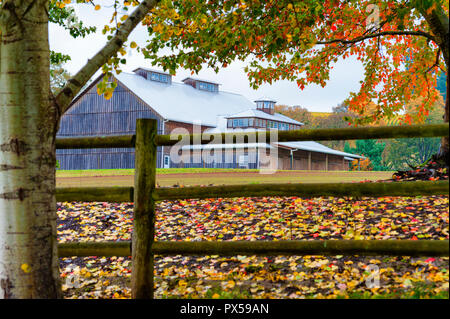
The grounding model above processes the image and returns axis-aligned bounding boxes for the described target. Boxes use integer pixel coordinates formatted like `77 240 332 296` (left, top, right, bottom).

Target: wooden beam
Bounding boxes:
58 241 131 257
132 119 157 299
154 124 449 146
56 187 133 202
58 240 449 257
56 135 135 149
154 181 449 201
152 240 449 257
54 124 449 149
55 181 449 203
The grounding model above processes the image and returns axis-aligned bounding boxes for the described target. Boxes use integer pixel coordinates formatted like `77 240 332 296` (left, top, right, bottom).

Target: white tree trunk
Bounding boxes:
0 0 158 298
0 0 61 298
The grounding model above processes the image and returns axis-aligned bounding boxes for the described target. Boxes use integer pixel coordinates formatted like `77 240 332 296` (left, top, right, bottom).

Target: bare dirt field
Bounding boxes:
56 170 394 188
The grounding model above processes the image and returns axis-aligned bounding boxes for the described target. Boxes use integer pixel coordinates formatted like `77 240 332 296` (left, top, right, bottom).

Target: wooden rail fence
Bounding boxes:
56 121 450 298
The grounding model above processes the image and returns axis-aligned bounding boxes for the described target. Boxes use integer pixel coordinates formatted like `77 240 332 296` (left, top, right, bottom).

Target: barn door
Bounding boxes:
163 155 170 168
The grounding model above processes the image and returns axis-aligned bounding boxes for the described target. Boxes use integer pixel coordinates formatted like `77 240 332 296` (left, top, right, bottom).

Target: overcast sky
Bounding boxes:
49 3 366 112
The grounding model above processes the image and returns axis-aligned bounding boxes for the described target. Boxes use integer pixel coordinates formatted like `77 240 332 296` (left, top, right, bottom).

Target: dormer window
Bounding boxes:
133 67 172 84
150 72 170 83
182 77 220 92
197 81 218 92
255 97 276 115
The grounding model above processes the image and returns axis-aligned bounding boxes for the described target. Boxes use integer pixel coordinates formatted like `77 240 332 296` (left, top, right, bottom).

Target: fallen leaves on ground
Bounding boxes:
58 195 449 299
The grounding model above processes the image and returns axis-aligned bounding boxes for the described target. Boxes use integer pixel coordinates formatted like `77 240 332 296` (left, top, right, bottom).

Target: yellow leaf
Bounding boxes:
130 41 137 49
226 280 235 289
104 91 113 100
21 263 31 273
95 5 101 11
212 293 220 299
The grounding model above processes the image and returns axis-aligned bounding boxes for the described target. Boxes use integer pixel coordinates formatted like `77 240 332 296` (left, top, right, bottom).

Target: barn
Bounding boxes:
56 67 362 170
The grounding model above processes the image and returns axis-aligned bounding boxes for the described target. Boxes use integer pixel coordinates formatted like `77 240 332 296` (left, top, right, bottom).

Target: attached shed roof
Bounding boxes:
115 72 254 127
277 141 365 159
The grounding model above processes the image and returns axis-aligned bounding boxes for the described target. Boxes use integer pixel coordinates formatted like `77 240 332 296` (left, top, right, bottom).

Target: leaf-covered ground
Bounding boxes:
58 195 449 299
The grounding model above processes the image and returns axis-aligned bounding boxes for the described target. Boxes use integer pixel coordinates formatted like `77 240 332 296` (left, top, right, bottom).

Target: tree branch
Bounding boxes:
315 30 436 46
426 48 441 73
56 0 160 114
417 4 449 68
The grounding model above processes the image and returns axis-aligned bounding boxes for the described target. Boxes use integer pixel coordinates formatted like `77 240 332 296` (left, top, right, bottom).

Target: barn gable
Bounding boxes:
58 76 164 137
56 76 164 169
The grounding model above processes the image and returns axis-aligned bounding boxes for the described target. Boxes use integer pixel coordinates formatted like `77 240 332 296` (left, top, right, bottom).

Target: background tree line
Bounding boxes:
275 72 446 171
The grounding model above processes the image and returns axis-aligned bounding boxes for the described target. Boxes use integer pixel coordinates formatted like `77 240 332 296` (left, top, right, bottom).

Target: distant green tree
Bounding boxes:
382 100 444 170
345 140 388 171
436 72 447 102
383 137 441 170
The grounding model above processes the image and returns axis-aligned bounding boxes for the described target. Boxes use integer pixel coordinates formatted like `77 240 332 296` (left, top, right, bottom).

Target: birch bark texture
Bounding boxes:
0 0 61 298
0 0 159 298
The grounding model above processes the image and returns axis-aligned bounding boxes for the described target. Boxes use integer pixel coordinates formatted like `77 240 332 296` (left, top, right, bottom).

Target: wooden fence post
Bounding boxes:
132 119 157 299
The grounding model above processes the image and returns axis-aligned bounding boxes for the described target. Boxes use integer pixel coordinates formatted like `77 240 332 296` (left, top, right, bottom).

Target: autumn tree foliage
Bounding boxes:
275 105 314 126
142 0 449 162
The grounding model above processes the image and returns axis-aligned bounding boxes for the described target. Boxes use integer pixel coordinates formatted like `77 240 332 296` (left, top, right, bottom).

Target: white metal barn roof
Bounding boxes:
115 72 254 127
277 141 365 159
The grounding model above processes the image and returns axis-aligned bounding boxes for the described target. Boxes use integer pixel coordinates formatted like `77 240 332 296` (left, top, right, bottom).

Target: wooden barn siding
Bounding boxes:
277 149 349 171
56 80 163 170
169 149 259 169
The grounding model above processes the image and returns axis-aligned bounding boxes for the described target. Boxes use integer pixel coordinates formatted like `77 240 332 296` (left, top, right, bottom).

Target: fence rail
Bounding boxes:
58 240 450 258
56 180 449 202
56 120 450 299
55 123 449 149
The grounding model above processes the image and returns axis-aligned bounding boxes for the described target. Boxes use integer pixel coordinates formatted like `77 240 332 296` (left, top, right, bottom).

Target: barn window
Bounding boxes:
147 71 170 83
198 81 218 92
